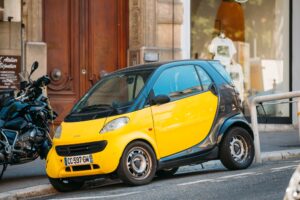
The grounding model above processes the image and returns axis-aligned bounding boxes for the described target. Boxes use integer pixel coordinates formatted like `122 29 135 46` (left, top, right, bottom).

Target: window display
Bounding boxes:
191 0 290 121
208 32 237 66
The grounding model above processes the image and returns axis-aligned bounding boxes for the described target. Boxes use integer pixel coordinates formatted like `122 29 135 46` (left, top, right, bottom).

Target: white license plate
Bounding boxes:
64 154 93 166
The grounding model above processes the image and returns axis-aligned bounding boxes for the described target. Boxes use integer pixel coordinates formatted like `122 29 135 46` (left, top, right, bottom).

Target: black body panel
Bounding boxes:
4 117 27 130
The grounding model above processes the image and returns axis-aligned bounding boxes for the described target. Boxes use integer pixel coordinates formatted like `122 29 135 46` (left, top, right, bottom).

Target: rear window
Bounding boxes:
209 62 233 84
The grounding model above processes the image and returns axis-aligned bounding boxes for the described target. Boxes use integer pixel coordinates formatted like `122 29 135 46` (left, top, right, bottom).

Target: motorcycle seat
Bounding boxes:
0 120 4 128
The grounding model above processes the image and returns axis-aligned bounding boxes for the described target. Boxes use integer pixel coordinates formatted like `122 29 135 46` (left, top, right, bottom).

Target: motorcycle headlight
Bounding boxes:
54 125 62 139
100 117 129 133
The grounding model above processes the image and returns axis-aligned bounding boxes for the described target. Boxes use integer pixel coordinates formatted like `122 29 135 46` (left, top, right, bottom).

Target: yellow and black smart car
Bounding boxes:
47 60 254 192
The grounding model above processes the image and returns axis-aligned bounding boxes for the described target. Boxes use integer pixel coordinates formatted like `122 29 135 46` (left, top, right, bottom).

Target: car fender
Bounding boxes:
103 129 159 160
217 114 253 144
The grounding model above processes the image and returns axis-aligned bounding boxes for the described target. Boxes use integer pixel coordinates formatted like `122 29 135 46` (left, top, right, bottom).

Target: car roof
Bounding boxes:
114 59 219 74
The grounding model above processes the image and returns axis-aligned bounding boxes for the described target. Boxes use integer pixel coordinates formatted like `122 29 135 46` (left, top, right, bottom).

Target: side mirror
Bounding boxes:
29 61 39 76
151 95 170 105
209 83 218 96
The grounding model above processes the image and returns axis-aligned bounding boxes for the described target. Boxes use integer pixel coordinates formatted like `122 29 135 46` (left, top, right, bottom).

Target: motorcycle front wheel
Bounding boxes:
0 164 7 179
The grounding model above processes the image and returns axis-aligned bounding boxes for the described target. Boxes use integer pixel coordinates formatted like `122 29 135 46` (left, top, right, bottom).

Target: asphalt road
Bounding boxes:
0 159 48 193
1 130 299 194
35 159 299 200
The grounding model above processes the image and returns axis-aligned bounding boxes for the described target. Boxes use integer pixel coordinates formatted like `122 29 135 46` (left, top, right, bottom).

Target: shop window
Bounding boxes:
191 0 290 121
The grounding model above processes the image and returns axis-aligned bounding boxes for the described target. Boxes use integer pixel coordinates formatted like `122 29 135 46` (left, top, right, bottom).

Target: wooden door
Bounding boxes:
43 0 128 122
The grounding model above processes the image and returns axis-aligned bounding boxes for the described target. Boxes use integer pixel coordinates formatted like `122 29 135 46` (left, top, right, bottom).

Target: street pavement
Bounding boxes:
0 129 299 199
37 158 299 200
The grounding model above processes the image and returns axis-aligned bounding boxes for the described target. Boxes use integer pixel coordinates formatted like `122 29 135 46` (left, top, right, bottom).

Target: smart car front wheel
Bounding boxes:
48 177 84 192
117 141 157 185
219 127 254 170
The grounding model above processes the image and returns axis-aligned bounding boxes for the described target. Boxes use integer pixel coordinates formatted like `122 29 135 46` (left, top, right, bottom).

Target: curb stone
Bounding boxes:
178 149 300 173
1 149 300 200
0 184 56 200
261 149 300 162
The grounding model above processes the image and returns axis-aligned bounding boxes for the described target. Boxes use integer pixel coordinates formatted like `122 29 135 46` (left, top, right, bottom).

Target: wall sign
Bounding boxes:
0 55 20 90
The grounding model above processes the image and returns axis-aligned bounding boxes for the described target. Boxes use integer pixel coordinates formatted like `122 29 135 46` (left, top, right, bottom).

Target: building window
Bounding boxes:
191 0 290 120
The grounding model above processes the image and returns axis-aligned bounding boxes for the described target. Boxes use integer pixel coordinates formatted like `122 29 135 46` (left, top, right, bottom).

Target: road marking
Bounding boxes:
177 172 259 186
218 172 257 179
51 191 141 200
177 179 214 186
271 165 298 171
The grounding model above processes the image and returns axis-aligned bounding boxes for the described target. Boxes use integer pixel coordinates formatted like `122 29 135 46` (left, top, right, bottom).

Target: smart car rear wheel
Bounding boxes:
117 141 157 185
48 177 84 192
220 127 254 170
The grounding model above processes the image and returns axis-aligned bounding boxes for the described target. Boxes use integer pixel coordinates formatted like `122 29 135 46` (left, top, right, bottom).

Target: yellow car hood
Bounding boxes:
54 118 106 146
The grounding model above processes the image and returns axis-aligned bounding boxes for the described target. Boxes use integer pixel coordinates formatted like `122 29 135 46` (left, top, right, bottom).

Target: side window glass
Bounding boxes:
134 75 145 98
196 66 213 91
153 65 201 99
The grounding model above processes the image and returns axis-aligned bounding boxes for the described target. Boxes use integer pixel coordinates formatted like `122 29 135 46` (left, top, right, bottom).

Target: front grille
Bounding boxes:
72 165 91 171
65 164 100 172
56 141 107 156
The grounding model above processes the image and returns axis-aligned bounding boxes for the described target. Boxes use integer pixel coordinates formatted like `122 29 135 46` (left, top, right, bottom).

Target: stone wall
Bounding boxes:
22 0 46 77
128 0 183 66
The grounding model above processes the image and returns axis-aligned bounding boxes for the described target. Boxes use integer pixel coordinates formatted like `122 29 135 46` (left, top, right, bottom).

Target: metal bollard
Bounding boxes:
298 98 300 141
250 91 300 164
250 101 262 163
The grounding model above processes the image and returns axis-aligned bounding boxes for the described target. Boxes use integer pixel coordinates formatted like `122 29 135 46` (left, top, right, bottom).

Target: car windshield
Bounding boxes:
72 69 154 114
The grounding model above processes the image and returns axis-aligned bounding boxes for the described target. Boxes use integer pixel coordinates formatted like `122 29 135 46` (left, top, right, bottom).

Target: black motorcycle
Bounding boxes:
0 61 56 178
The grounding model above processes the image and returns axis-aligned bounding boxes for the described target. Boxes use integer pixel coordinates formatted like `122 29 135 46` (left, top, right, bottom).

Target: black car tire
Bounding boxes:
117 141 157 186
219 127 254 170
48 177 84 192
156 167 179 177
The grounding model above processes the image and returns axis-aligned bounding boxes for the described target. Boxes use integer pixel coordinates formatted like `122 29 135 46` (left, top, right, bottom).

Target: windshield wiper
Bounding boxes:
77 104 117 113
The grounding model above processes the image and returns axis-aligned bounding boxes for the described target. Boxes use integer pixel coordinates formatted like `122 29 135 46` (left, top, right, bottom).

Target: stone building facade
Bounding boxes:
1 0 300 126
128 0 183 65
21 0 184 76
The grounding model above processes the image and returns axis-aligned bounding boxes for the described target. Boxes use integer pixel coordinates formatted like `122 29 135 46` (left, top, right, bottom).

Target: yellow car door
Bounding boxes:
151 65 218 158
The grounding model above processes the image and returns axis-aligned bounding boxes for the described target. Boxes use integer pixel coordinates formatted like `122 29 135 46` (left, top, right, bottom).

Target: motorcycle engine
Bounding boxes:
15 127 45 152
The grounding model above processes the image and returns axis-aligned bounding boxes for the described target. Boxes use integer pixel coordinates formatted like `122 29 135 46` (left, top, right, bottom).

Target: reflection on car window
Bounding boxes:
196 66 213 91
210 62 233 84
153 65 202 99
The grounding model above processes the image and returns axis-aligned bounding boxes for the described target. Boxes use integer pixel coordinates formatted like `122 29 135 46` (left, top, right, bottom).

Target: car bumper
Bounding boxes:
46 140 122 179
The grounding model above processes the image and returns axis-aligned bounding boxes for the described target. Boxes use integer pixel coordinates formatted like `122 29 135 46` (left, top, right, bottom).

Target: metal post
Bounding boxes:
250 101 262 163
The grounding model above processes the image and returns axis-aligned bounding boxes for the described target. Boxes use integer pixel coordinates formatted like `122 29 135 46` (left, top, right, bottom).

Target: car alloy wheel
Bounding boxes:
229 135 249 163
117 141 157 185
126 147 152 180
220 127 254 170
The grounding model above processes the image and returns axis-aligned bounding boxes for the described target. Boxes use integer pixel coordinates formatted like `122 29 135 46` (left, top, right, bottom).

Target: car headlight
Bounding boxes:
54 125 62 139
100 117 129 133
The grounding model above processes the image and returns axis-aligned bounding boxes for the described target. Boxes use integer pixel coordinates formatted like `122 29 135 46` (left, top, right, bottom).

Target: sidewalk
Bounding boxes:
0 129 300 199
